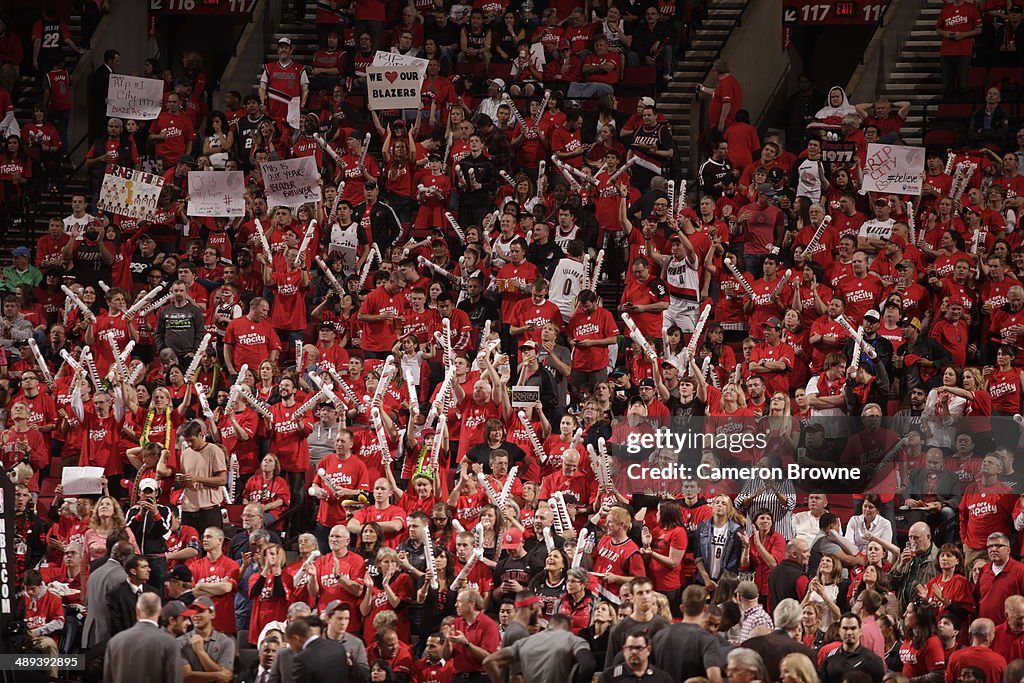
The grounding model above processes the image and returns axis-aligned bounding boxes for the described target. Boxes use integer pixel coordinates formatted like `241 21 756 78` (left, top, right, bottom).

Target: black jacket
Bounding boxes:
107 582 159 635
744 630 817 683
293 637 350 683
352 199 402 249
820 644 886 683
456 153 496 206
769 559 808 607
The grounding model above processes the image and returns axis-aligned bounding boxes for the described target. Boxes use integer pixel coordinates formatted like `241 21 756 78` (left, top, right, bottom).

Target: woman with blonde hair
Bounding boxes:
126 383 191 469
83 496 140 563
695 494 746 591
241 453 291 525
936 365 994 449
579 600 617 666
780 652 819 683
360 547 413 644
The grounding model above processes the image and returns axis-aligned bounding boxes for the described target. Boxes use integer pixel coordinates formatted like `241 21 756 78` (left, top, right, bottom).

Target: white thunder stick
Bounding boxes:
293 388 328 420
117 340 136 364
701 355 716 386
428 418 446 471
125 284 166 318
849 325 866 373
404 369 419 417
944 152 955 176
127 362 145 385
571 528 591 568
499 170 516 187
373 356 397 406
296 340 304 373
195 383 215 419
621 313 658 362
106 333 129 382
313 133 342 165
568 427 583 458
497 466 518 508
580 253 592 290
444 212 467 241
677 179 688 216
357 133 372 168
589 249 605 292
60 349 83 374
315 256 345 296
184 333 212 383
518 410 547 464
356 244 382 291
836 315 878 359
476 472 502 505
443 317 455 367
139 292 174 318
536 161 546 200
452 547 483 590
686 304 712 356
240 387 273 420
441 133 452 173
98 280 110 293
607 156 637 183
294 219 317 267
370 407 393 465
596 437 613 491
667 180 675 216
552 492 574 532
254 218 273 259
543 526 555 552
325 363 364 413
62 285 96 322
225 364 249 412
548 498 568 535
81 347 102 389
803 215 833 256
422 528 439 590
27 339 54 388
771 269 793 300
418 256 460 284
503 94 527 128
725 260 759 301
316 467 345 498
538 90 552 120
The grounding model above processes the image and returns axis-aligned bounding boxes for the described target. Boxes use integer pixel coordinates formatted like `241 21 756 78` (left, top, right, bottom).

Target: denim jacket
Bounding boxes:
694 518 743 581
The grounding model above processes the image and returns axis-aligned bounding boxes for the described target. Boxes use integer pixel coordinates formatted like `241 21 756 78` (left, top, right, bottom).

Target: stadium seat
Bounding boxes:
923 128 956 147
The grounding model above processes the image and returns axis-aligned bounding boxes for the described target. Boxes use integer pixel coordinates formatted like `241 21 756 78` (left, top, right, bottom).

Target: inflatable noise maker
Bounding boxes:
621 313 658 362
422 527 439 590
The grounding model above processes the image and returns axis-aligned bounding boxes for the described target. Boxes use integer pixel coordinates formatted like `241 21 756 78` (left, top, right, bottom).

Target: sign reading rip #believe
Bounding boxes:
366 65 423 110
261 157 320 208
862 143 925 196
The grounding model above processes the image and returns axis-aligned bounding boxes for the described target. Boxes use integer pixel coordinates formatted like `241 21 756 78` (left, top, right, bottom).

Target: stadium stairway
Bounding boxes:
877 2 943 146
7 13 90 256
657 0 750 174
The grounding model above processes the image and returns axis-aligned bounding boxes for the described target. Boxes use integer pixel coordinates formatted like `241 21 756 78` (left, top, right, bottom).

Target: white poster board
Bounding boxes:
366 65 423 111
61 466 106 496
187 171 245 217
862 143 926 196
106 75 164 120
97 165 165 220
261 157 321 208
372 50 429 78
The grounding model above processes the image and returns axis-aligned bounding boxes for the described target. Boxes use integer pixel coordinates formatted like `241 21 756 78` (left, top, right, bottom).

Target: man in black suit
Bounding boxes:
904 447 962 545
107 554 158 635
285 618 349 683
744 598 817 683
88 49 120 139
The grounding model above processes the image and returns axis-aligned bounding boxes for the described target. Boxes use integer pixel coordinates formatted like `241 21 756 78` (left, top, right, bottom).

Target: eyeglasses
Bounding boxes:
988 543 1009 549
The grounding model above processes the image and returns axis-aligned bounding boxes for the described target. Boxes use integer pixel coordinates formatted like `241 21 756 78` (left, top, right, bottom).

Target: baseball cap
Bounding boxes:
323 599 349 616
896 259 915 270
900 316 922 330
768 168 785 182
182 596 215 617
737 581 759 600
161 600 188 622
640 97 656 107
489 78 506 90
964 205 982 215
610 369 627 378
661 359 679 370
638 378 655 389
319 321 336 331
863 309 881 323
888 235 907 248
500 528 524 550
12 246 30 258
874 197 890 206
167 561 192 581
764 317 783 329
757 183 776 196
277 36 292 45
520 340 538 351
138 477 159 492
177 155 197 167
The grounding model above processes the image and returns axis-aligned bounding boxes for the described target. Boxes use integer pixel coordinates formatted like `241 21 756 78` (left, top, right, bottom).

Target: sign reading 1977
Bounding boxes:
782 0 887 25
149 0 256 15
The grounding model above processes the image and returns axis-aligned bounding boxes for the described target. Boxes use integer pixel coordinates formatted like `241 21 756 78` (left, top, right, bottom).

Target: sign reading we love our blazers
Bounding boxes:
366 65 423 110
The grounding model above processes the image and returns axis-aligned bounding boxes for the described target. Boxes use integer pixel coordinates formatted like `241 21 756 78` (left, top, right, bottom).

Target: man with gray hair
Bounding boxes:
947 618 1007 683
743 598 815 682
104 592 181 683
726 648 768 683
978 531 1024 624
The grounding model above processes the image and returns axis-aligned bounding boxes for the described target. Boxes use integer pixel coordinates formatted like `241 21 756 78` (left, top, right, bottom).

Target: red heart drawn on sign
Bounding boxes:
385 71 399 84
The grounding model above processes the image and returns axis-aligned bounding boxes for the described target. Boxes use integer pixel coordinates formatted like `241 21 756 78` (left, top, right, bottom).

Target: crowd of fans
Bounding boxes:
6 2 1024 683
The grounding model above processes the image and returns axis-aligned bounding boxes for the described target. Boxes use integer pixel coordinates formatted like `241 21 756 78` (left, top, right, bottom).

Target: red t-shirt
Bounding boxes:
224 316 282 370
936 2 981 56
187 553 240 634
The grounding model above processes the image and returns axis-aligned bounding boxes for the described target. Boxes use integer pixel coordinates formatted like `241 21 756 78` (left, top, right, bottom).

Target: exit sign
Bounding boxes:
782 0 887 25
